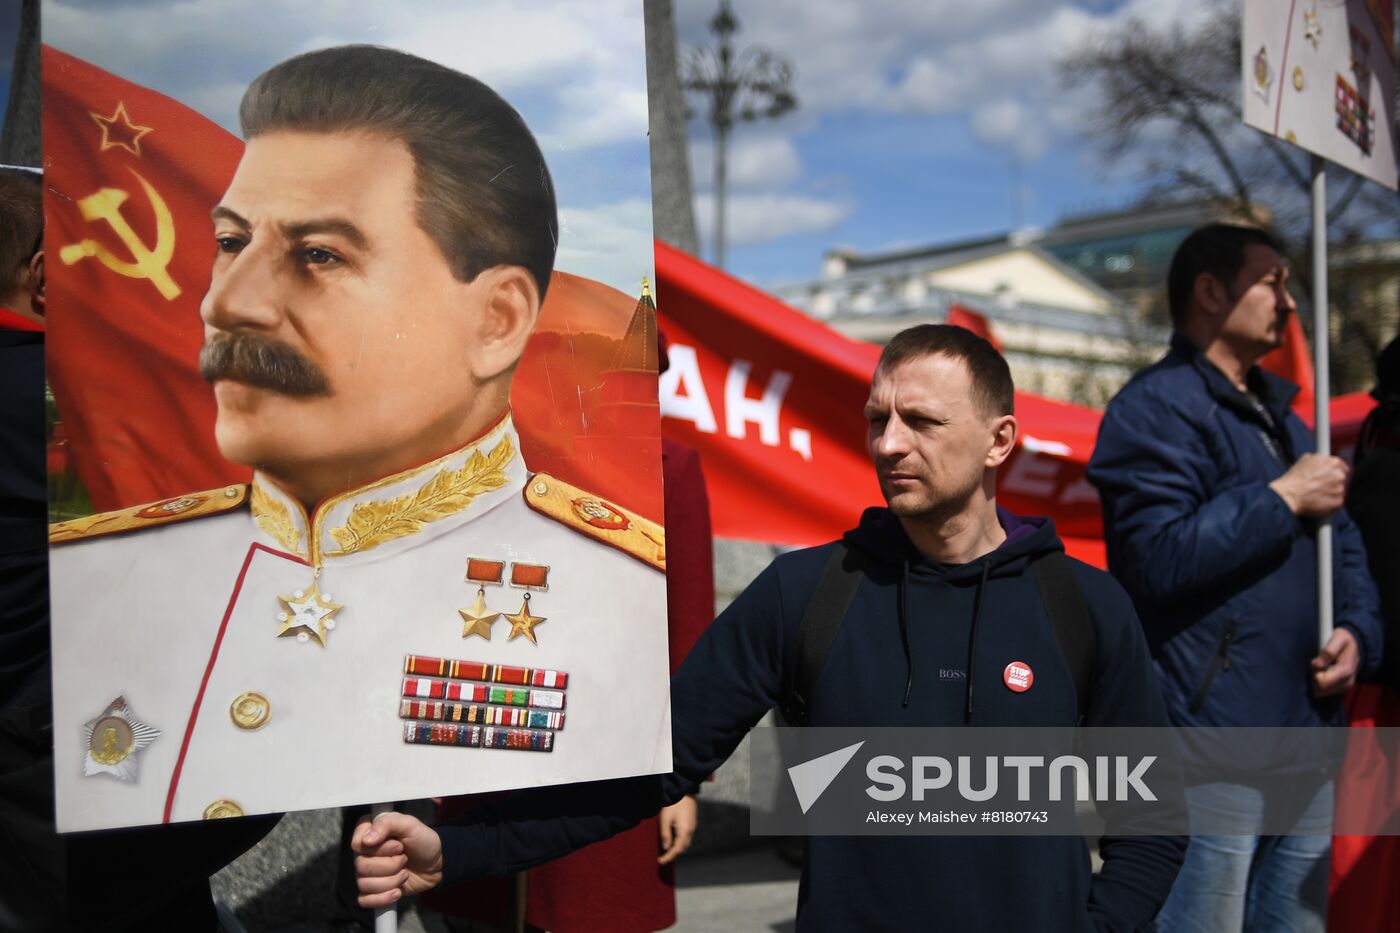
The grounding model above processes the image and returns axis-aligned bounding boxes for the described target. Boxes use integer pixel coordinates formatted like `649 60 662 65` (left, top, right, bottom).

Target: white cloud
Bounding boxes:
694 192 852 247
677 0 1223 165
45 0 646 150
970 99 1048 162
547 82 649 150
556 198 656 295
689 134 804 191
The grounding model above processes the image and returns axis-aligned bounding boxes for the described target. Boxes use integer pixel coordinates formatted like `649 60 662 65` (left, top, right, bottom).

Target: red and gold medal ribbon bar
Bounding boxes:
402 676 564 710
404 654 568 688
399 699 564 730
402 721 555 752
402 654 568 752
510 562 549 590
465 558 505 585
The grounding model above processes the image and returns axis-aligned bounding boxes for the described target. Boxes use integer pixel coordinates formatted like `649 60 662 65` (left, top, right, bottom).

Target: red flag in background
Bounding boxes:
653 241 1107 565
655 240 883 547
42 46 661 521
653 247 1379 565
946 304 1004 352
1259 310 1317 418
43 47 247 509
1331 390 1379 457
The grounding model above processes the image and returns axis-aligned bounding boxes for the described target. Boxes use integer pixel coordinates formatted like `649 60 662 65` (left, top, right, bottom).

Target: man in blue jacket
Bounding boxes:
353 324 1185 931
1087 223 1384 932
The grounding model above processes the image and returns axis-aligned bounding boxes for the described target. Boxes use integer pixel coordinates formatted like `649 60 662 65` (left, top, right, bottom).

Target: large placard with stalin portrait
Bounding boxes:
41 1 671 831
1242 0 1397 190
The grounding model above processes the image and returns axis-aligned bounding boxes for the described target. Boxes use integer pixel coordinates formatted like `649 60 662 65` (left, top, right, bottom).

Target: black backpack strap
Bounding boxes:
1032 550 1096 724
780 542 867 726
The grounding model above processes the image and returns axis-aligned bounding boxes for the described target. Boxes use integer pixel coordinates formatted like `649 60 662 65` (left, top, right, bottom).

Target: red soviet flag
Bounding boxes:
1259 309 1317 419
654 241 1108 564
43 46 248 510
946 304 1004 352
42 46 662 521
655 241 883 546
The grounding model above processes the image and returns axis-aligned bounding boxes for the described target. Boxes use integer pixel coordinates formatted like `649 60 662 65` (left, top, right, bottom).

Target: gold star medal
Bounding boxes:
505 594 547 646
504 562 550 645
461 557 506 640
1303 8 1321 50
276 581 343 646
460 588 501 640
82 696 160 782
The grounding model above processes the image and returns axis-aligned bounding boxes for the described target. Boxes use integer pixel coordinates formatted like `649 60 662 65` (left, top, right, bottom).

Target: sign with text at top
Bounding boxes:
1242 0 1397 190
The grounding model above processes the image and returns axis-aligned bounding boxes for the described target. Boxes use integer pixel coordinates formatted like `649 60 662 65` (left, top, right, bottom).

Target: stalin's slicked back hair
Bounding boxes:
240 45 557 300
877 323 1015 417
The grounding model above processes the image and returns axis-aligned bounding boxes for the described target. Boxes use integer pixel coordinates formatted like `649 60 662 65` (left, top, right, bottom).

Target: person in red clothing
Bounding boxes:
0 166 44 331
1329 335 1400 933
523 423 713 932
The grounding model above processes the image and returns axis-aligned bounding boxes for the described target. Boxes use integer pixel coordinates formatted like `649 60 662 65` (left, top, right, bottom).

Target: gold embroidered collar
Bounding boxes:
250 414 523 566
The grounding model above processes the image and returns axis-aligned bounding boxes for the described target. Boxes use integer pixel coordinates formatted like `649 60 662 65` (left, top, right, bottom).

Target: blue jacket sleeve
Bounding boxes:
437 559 790 882
1076 565 1187 933
1333 506 1384 675
1087 389 1300 606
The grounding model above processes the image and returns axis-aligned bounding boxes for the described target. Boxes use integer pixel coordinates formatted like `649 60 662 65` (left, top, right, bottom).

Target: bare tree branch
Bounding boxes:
1057 4 1398 392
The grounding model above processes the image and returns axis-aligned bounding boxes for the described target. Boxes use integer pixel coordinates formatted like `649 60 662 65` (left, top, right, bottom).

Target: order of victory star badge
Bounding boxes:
1253 45 1274 104
277 581 344 646
82 696 160 782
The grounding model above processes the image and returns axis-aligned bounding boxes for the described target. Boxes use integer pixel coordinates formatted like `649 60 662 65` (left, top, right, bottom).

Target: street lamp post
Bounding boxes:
682 0 796 269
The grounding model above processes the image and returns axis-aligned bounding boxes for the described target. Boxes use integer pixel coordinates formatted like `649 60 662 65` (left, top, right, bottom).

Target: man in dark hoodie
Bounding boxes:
353 324 1185 932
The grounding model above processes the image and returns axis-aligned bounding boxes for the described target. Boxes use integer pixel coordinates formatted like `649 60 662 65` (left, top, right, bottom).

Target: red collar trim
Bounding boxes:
0 308 44 332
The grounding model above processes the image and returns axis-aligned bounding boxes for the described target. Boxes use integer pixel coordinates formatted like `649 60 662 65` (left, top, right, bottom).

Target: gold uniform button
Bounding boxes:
224 486 240 498
203 800 244 819
532 480 549 497
230 692 270 730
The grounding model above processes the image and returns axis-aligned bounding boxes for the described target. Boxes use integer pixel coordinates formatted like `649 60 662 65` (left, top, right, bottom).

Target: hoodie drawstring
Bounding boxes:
964 561 991 723
899 559 914 707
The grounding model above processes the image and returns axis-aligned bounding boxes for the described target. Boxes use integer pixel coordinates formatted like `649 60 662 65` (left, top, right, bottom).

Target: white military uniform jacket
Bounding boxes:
49 415 671 831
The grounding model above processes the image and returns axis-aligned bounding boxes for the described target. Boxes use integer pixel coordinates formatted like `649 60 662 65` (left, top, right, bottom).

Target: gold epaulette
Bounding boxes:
523 473 665 571
49 485 250 544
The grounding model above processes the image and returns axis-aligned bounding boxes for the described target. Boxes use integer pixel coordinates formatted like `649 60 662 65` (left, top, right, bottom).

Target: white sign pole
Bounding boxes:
371 802 398 933
1310 154 1333 647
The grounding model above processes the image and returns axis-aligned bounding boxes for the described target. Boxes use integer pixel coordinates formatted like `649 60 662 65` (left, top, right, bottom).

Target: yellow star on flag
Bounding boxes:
90 101 153 157
505 596 547 646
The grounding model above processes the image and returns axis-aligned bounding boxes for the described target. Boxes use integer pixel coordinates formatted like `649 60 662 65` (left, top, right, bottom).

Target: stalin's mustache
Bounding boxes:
199 332 331 397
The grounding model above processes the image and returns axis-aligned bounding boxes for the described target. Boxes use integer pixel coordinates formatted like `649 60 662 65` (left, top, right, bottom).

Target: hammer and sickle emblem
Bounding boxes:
59 167 181 300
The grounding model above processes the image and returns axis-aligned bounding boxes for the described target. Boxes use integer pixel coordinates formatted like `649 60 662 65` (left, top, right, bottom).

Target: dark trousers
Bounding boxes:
0 702 275 932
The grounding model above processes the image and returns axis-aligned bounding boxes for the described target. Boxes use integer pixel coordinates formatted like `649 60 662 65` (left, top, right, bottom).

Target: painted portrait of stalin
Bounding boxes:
49 45 671 832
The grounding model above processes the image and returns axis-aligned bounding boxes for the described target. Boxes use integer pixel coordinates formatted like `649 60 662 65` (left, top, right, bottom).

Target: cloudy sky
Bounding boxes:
11 0 1240 291
676 0 1222 286
39 0 655 294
